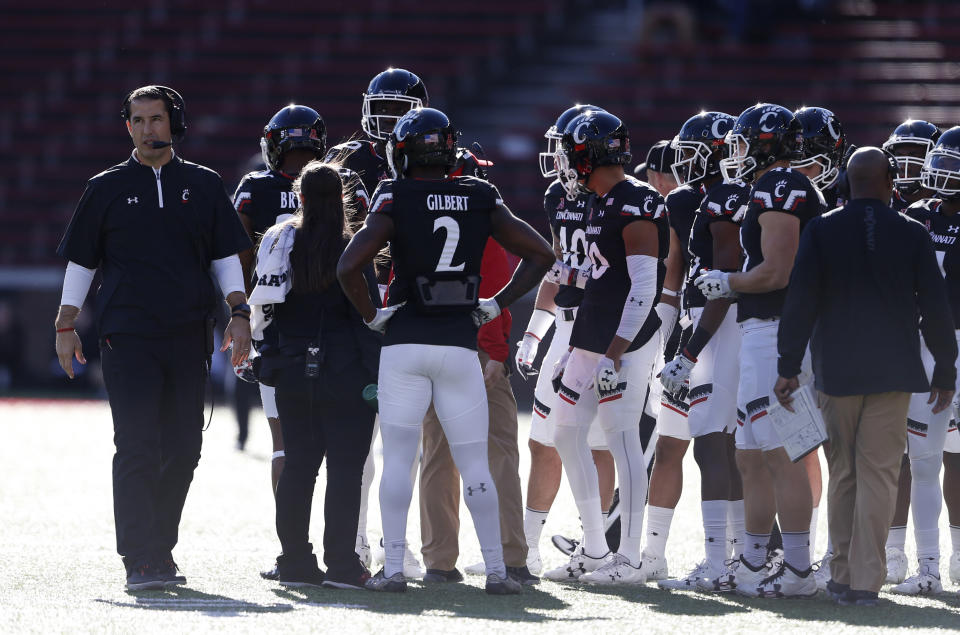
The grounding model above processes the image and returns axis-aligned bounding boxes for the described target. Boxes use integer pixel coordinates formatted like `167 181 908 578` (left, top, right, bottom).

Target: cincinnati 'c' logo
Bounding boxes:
759 111 778 132
573 121 591 144
643 197 655 214
826 118 841 141
725 195 738 211
774 180 788 198
711 117 730 139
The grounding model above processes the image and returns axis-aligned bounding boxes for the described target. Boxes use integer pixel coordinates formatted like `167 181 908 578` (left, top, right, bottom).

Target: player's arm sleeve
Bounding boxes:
777 219 822 378
212 176 254 260
57 181 105 269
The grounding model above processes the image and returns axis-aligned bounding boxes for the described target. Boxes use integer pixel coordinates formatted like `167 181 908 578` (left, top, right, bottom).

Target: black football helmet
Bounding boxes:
386 107 457 179
539 103 605 178
556 110 631 200
260 105 326 172
670 111 735 186
882 119 941 195
362 68 429 141
720 103 801 183
791 107 846 189
921 126 960 199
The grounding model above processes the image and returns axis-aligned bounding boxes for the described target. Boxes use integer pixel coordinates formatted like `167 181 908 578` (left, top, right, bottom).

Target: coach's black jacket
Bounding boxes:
778 198 957 395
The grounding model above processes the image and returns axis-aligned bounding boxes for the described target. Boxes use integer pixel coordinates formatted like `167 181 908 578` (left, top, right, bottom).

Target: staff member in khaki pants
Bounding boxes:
418 238 535 585
775 147 957 605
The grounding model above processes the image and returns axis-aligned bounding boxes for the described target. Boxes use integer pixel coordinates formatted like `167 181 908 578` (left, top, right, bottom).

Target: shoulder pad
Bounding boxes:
751 169 814 212
703 182 750 221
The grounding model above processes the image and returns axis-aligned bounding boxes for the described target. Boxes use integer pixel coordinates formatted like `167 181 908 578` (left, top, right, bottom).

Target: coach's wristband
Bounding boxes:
271 450 285 460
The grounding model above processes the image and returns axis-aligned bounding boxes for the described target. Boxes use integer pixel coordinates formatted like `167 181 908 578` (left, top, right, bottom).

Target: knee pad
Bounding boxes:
910 453 942 483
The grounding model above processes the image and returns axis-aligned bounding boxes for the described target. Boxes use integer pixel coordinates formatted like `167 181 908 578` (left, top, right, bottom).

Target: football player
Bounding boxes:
232 105 366 580
654 111 750 591
890 127 960 595
696 104 825 598
883 120 941 212
545 110 669 584
337 107 554 594
518 105 617 575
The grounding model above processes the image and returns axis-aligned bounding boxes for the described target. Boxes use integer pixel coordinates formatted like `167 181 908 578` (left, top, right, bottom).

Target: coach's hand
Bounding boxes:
774 375 800 413
483 358 505 388
222 316 252 366
55 329 86 379
929 386 955 415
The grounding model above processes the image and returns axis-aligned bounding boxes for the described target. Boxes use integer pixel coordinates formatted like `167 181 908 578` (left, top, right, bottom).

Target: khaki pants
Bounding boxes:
820 390 910 592
419 350 527 569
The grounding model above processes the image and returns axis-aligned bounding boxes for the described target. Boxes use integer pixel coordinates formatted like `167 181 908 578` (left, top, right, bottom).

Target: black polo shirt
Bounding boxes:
58 153 252 337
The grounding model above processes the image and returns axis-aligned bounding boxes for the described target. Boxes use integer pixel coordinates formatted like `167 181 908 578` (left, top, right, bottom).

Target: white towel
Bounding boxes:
249 221 295 340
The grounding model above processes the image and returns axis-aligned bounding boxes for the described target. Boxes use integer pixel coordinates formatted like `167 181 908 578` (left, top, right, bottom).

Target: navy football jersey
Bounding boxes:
372 176 502 349
325 140 389 199
891 189 915 214
544 179 592 308
570 176 669 354
233 167 369 237
737 168 827 321
684 181 750 309
665 182 706 271
907 198 960 328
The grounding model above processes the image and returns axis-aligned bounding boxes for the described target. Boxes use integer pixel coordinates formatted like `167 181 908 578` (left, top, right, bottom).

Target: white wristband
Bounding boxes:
61 261 96 308
210 254 245 297
271 450 285 460
659 287 678 298
525 308 555 341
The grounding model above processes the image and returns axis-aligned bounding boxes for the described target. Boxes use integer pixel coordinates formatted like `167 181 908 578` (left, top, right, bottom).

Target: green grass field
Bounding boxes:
2 399 958 633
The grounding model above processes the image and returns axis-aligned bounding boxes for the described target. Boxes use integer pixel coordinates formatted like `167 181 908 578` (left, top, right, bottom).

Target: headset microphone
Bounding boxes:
150 140 173 149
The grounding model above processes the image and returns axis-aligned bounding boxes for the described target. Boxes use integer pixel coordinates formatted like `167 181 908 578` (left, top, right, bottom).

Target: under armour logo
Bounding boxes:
949 225 959 234
127 197 138 204
576 200 586 208
466 483 487 496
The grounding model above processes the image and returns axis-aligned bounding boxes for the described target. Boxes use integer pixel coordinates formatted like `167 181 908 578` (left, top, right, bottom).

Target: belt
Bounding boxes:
558 308 576 322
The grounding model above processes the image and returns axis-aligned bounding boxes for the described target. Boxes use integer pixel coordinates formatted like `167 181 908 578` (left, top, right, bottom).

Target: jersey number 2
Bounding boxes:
434 216 465 272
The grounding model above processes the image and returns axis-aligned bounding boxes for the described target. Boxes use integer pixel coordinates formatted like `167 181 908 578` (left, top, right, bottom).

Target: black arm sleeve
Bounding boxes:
777 218 822 378
915 228 959 389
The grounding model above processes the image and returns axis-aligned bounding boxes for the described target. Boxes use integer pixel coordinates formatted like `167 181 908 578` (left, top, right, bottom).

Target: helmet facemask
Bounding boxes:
554 150 586 201
539 126 563 178
922 147 960 198
884 139 934 194
671 138 715 186
362 94 423 141
791 152 838 188
719 132 757 183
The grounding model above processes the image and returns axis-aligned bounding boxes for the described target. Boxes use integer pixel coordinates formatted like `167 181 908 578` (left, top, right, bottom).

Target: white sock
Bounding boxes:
702 500 727 568
603 427 648 565
782 531 811 571
727 499 745 558
644 505 675 559
809 506 819 561
524 508 549 551
951 525 960 554
554 422 606 558
378 423 421 577
887 525 907 551
910 453 943 567
745 532 770 568
448 439 505 578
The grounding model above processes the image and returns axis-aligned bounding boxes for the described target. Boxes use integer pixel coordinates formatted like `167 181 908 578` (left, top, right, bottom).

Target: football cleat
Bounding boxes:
812 551 833 591
753 561 817 599
355 535 372 569
658 561 708 591
732 555 776 597
641 551 669 581
891 571 943 595
695 561 737 593
485 573 523 595
543 547 609 581
580 553 647 585
527 547 543 576
551 534 580 557
885 547 908 584
949 551 960 585
364 568 407 593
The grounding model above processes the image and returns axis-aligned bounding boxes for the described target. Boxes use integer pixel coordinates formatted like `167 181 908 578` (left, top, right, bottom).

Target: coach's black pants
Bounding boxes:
274 363 375 576
100 328 207 566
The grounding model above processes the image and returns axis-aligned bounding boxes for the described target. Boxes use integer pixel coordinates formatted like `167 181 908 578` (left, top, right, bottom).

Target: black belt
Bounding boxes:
558 308 576 322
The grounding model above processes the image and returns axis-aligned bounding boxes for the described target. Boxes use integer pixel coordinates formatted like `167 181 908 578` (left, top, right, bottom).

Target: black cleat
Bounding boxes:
364 568 407 592
485 573 523 595
277 553 326 588
260 555 282 581
506 565 540 586
125 562 165 591
422 568 464 583
156 557 187 587
551 534 580 557
322 566 372 590
838 589 879 606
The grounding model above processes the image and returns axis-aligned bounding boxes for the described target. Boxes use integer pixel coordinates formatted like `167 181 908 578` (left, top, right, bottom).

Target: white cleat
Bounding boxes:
527 548 543 576
543 547 609 582
355 535 372 569
732 555 777 598
657 561 708 591
580 553 647 585
464 562 486 576
812 551 833 591
694 561 737 593
891 571 943 595
753 561 817 598
885 547 907 584
641 551 669 581
949 551 960 585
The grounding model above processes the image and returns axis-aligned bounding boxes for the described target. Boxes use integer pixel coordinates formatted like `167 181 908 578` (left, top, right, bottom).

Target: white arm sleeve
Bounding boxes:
615 254 658 342
60 261 96 308
210 254 245 297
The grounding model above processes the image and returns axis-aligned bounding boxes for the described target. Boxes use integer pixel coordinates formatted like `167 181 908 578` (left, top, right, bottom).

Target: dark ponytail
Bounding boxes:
288 161 353 293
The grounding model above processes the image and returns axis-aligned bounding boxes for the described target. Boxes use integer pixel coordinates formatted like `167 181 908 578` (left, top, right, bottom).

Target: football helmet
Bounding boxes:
921 126 960 199
882 119 941 195
386 107 457 179
260 105 326 173
539 104 604 178
670 111 735 186
556 110 631 200
791 107 846 188
362 68 429 141
719 103 801 183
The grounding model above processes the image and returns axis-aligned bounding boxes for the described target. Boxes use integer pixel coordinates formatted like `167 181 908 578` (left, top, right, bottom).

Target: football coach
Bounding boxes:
774 147 956 605
54 85 253 590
